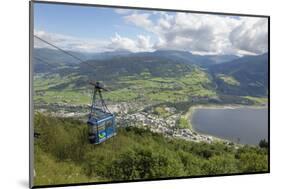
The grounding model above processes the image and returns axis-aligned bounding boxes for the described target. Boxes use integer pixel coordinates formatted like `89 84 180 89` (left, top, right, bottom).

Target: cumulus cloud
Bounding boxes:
136 35 153 50
124 12 268 55
108 33 153 52
124 13 153 31
229 18 268 54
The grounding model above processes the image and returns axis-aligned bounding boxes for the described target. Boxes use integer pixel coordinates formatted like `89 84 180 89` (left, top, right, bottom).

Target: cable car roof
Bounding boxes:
87 108 114 125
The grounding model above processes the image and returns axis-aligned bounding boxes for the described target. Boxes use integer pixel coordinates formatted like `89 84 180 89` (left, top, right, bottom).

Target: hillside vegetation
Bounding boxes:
209 53 268 96
34 114 268 186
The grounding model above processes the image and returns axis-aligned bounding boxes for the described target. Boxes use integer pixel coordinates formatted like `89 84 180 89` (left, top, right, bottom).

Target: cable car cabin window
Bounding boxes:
88 126 97 144
105 120 113 129
105 119 115 138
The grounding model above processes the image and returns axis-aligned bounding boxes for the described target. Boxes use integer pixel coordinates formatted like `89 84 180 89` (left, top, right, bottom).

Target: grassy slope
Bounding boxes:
216 74 240 86
34 114 268 186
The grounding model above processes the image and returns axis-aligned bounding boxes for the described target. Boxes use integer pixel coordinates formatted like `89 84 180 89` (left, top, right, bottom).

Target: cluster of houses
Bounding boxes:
116 109 215 143
37 102 216 143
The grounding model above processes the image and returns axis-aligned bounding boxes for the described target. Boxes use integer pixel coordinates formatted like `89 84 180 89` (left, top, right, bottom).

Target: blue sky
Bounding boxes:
34 3 156 41
33 2 268 55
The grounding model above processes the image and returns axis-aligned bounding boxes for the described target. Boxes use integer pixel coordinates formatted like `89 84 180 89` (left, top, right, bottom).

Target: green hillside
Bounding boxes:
34 114 268 186
209 53 268 96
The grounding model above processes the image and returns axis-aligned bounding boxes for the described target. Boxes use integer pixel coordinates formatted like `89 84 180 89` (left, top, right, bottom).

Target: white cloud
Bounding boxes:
229 17 268 54
136 35 153 50
150 13 238 54
123 12 268 55
124 13 153 31
108 33 153 52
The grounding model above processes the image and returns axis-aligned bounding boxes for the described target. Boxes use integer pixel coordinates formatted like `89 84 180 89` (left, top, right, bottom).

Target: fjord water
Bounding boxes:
191 107 268 145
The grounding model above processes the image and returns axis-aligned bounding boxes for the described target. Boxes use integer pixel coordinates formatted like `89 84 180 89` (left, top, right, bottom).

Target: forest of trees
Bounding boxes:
34 113 268 186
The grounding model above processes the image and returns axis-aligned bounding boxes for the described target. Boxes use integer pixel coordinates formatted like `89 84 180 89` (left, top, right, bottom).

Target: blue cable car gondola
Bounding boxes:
32 35 116 144
87 81 116 144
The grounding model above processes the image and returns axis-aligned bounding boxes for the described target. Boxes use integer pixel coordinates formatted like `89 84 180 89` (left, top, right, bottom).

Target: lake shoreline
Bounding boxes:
184 104 268 145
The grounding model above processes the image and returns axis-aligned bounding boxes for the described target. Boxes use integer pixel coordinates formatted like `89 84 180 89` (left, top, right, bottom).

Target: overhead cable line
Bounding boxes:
33 56 52 65
34 35 85 63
